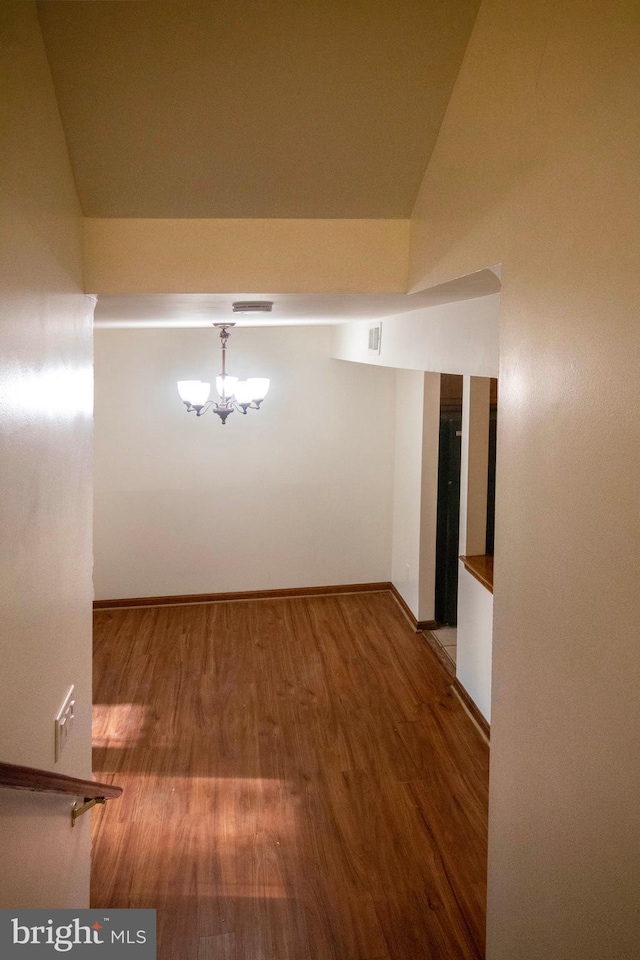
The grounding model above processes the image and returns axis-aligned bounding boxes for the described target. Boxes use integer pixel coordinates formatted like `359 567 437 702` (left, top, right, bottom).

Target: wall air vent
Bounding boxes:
232 301 274 314
368 322 382 355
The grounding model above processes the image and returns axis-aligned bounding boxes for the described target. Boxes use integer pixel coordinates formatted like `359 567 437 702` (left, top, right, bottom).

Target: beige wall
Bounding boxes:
0 3 93 906
410 1 640 956
84 218 409 294
94 326 395 600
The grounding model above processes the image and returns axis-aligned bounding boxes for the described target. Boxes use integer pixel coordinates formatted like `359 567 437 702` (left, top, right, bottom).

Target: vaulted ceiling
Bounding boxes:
37 0 480 219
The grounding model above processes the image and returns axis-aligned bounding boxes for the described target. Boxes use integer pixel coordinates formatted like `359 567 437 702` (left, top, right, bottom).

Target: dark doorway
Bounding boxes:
485 404 498 555
435 376 463 625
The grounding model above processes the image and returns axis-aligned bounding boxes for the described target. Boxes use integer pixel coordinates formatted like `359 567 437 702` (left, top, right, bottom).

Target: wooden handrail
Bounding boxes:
0 761 122 801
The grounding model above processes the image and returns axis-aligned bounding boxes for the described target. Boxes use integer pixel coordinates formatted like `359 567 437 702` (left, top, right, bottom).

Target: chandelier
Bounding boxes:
177 323 270 425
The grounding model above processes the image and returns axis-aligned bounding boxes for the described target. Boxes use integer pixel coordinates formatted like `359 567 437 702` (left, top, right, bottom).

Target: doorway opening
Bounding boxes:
435 374 463 627
434 374 498 673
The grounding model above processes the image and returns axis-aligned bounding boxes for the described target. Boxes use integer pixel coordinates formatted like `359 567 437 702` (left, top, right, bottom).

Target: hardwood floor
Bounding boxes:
92 592 488 959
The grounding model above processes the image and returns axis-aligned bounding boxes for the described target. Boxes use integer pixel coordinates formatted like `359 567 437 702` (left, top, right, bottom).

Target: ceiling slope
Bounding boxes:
37 0 480 219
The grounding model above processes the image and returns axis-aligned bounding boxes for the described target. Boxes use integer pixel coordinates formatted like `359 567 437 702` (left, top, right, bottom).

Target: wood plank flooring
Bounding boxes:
92 592 488 960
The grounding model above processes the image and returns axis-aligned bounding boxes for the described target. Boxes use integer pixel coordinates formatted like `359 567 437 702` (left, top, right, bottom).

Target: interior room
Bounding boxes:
1 2 639 959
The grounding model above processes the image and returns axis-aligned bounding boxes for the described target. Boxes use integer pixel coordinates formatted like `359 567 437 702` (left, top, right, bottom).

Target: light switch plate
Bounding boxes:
54 685 75 763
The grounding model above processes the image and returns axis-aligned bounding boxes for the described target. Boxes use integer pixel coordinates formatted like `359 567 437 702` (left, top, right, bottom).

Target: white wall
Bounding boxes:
0 3 93 907
410 1 640 956
390 371 440 623
457 375 493 719
94 325 396 600
418 374 441 623
456 566 493 722
331 294 500 377
334 294 499 648
391 371 425 616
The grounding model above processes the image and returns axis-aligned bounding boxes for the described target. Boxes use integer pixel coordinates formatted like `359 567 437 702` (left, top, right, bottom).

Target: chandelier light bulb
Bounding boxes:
233 380 255 405
177 380 210 406
215 375 238 400
247 378 270 402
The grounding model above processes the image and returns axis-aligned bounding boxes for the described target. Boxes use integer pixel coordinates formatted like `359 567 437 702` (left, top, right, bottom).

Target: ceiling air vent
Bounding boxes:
368 322 382 355
232 301 274 314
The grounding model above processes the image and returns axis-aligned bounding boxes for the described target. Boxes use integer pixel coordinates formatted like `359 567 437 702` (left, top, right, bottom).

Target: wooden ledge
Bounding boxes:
459 554 494 593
